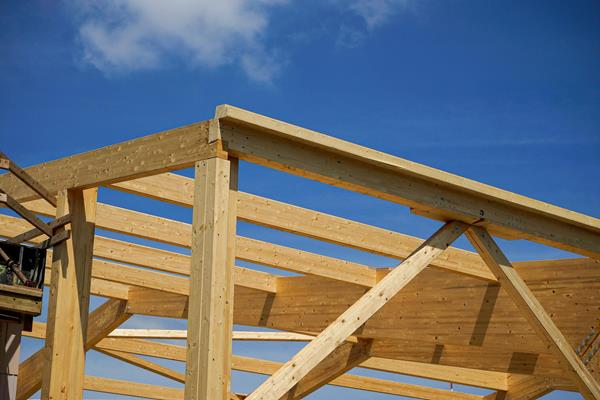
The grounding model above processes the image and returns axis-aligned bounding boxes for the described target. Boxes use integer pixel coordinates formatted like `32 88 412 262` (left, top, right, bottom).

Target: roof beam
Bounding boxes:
0 121 218 203
93 338 485 400
20 198 377 287
108 172 496 281
216 104 600 258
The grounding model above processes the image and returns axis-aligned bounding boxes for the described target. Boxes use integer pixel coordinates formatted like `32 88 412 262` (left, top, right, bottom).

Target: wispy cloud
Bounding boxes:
348 0 413 29
71 0 287 83
335 0 415 47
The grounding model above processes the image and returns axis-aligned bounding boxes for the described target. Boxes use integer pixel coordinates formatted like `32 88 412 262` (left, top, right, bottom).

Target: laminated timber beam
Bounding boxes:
0 214 278 294
108 172 496 281
18 198 377 287
0 120 220 203
122 255 600 359
245 221 468 400
91 338 487 400
215 105 600 259
41 188 98 400
185 157 236 400
17 299 130 400
25 324 515 392
466 226 600 400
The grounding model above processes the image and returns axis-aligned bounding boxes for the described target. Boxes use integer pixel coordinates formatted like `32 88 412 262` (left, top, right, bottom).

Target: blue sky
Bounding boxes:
1 0 599 399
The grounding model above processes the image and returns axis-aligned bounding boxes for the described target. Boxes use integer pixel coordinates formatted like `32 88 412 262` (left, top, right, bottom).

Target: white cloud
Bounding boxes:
73 0 287 82
348 0 413 29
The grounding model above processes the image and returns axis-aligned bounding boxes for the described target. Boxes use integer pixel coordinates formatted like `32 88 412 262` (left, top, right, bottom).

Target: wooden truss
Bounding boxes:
1 105 599 399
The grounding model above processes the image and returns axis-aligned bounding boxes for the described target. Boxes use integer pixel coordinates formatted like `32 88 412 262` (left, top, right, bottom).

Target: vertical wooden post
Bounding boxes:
185 157 235 400
0 321 22 400
41 188 98 400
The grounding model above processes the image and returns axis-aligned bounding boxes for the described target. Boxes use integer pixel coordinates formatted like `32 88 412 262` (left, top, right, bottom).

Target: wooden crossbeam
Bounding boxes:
96 348 185 383
215 105 600 258
466 226 600 400
22 323 522 392
1 213 278 294
17 299 130 400
0 121 218 203
84 376 183 400
108 172 496 281
20 197 377 287
93 337 486 400
245 221 468 400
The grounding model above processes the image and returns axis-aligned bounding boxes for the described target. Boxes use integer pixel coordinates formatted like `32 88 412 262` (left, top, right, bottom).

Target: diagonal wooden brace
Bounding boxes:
0 191 53 236
245 220 469 400
0 152 57 207
466 226 600 400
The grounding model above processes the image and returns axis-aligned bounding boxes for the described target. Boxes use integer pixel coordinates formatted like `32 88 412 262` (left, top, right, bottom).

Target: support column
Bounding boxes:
185 157 235 400
0 321 22 400
41 188 98 400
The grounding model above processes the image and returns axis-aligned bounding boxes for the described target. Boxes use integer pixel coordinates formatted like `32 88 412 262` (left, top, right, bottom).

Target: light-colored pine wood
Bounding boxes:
17 299 130 400
92 337 485 400
0 213 277 293
83 376 183 400
0 121 218 203
41 188 97 400
245 221 468 400
185 157 234 400
96 348 185 383
466 226 600 400
281 340 370 399
361 357 509 390
108 173 495 281
216 104 600 258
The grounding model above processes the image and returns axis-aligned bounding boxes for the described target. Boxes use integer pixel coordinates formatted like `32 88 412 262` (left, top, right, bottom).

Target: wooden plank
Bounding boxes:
41 188 97 400
96 348 185 383
103 329 313 341
0 121 218 203
108 173 495 281
361 357 509 391
245 221 468 400
368 338 565 378
124 258 600 358
216 104 600 258
185 157 234 400
0 214 277 294
17 299 130 400
20 198 371 287
84 376 183 400
93 338 483 400
0 285 42 315
466 226 600 400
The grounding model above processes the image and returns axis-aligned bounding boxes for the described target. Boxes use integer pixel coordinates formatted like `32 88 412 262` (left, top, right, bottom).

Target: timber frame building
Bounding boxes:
1 105 600 399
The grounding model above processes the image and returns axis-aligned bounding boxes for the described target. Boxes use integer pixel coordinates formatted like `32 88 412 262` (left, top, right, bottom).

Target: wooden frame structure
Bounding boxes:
1 104 599 399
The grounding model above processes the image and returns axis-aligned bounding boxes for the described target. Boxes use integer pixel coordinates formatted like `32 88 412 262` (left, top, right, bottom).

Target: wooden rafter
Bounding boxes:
215 104 600 258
